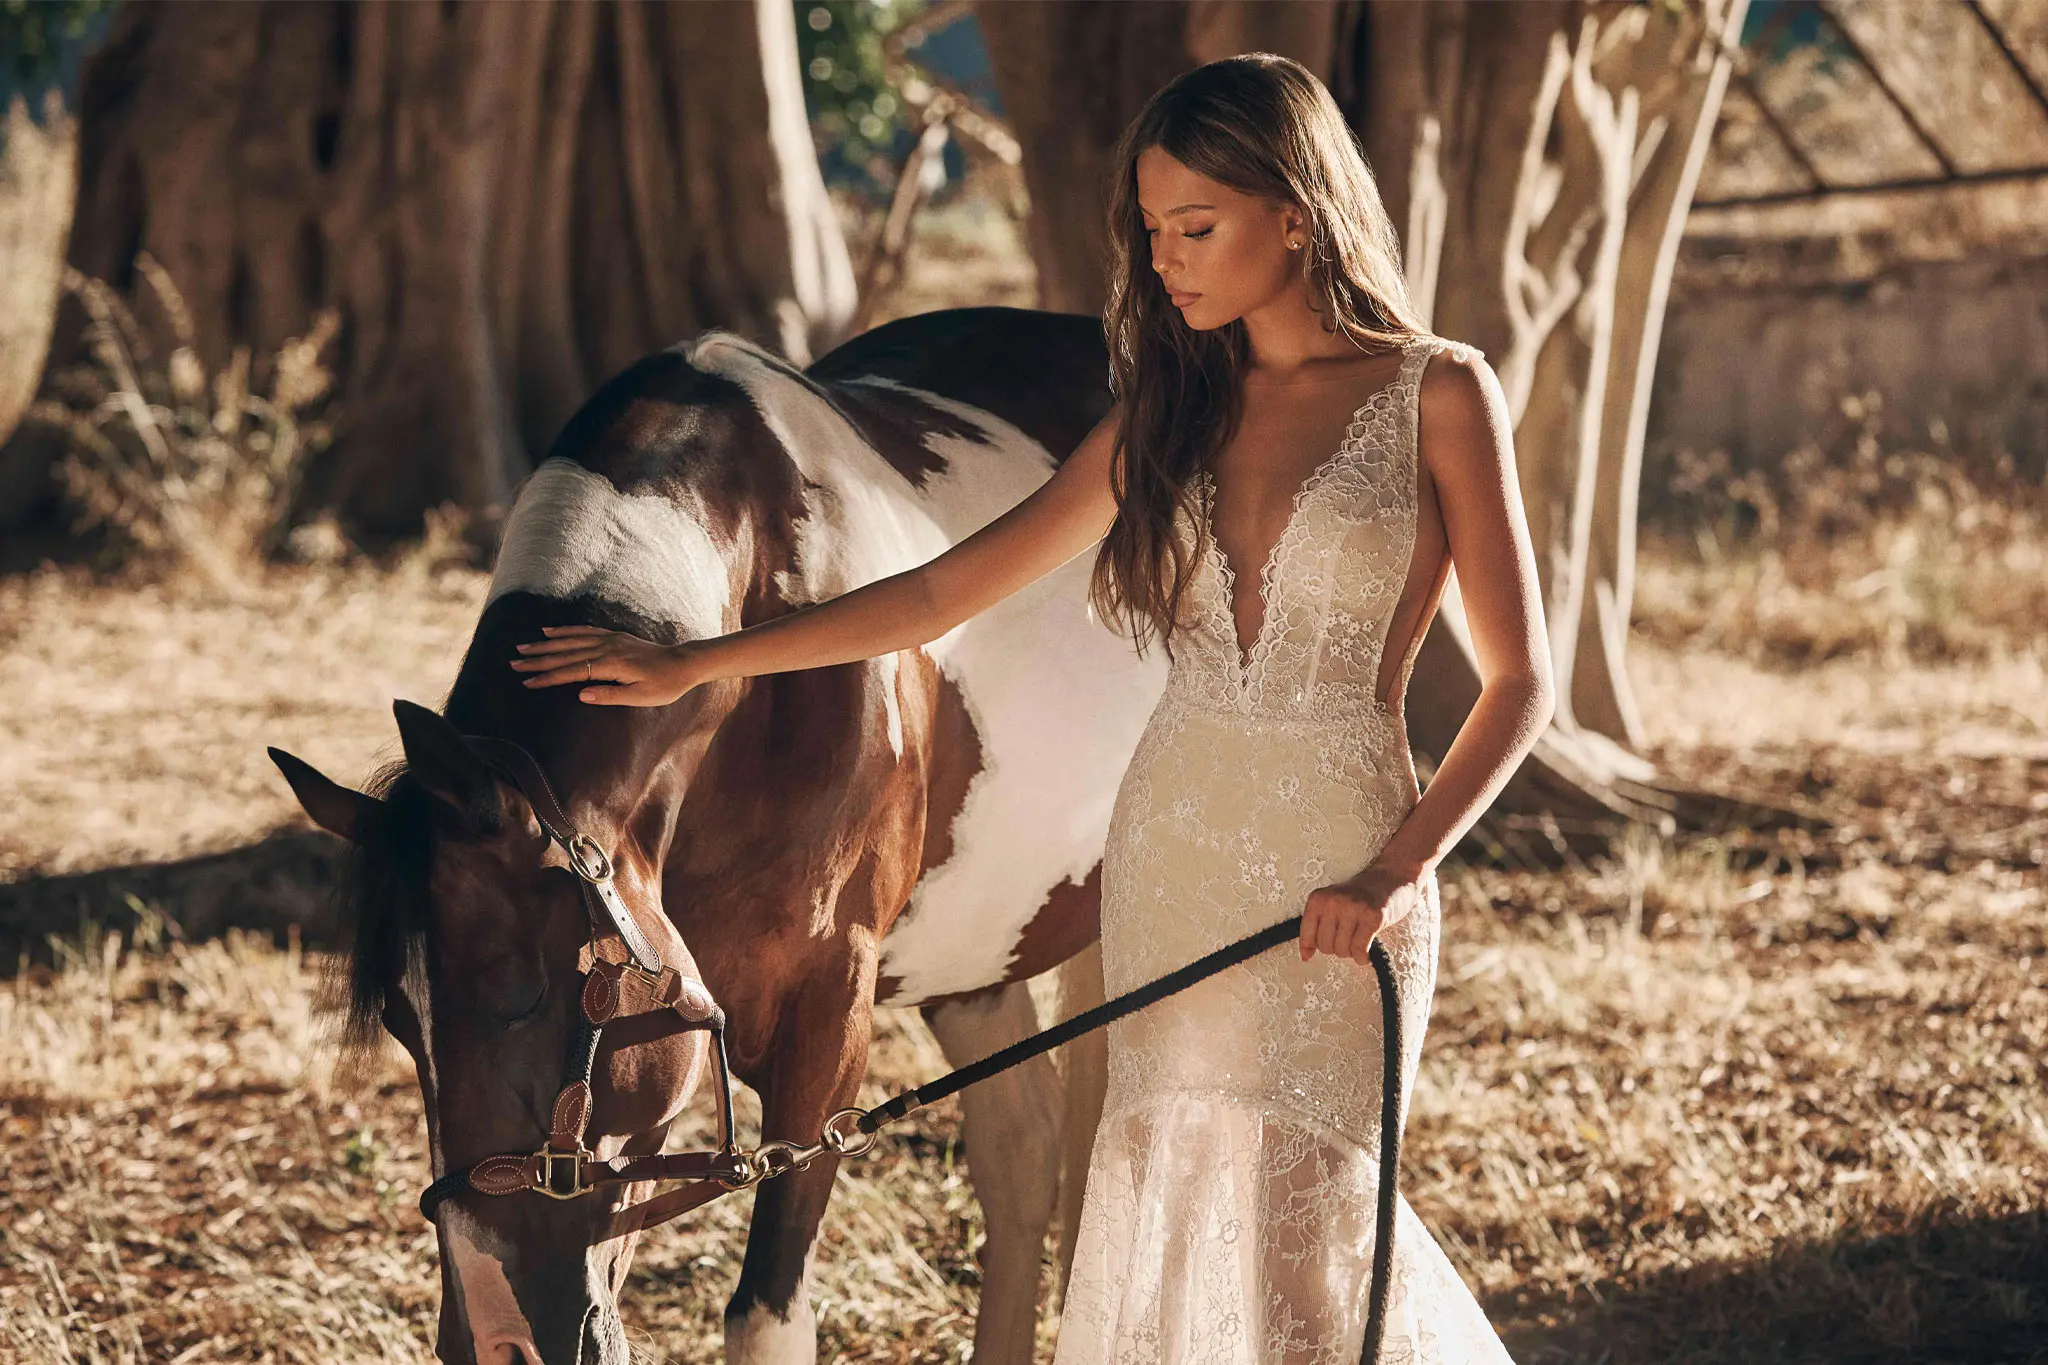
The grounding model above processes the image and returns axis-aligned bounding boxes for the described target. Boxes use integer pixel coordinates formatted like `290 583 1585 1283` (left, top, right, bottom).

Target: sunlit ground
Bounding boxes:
3 197 2043 1363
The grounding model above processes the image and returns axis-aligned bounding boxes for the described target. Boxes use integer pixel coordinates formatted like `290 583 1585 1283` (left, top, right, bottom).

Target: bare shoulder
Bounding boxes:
1059 396 1126 476
1415 341 1511 476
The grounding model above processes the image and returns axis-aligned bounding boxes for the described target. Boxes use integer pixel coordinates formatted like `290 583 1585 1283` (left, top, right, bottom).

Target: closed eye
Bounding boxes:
497 978 549 1029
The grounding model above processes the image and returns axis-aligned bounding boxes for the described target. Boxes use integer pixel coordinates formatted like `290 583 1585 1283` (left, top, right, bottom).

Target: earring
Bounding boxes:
1288 238 1301 250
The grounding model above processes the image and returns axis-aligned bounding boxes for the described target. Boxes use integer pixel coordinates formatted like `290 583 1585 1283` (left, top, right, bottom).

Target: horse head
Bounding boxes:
271 697 719 1365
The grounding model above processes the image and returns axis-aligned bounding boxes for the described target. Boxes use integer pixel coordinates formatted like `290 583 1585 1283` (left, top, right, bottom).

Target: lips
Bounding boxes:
1169 290 1201 307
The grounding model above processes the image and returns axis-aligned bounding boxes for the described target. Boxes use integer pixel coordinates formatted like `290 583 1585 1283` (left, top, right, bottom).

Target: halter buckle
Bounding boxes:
565 833 614 884
534 1145 591 1200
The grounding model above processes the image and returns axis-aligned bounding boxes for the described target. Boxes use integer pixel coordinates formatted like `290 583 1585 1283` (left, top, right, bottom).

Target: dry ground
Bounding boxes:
4 196 2045 1365
3 535 2043 1364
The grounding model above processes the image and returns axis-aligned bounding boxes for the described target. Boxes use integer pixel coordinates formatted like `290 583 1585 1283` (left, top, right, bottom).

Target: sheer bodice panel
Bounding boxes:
1166 337 1444 738
1054 337 1513 1365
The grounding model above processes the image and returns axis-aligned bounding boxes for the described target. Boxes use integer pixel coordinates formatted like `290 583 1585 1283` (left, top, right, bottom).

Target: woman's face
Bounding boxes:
1135 144 1302 332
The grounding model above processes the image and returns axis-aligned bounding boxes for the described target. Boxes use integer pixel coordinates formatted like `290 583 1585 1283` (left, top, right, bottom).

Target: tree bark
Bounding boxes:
972 0 1195 316
1349 0 1747 832
1575 0 1747 747
973 0 1340 317
28 0 854 539
0 93 76 526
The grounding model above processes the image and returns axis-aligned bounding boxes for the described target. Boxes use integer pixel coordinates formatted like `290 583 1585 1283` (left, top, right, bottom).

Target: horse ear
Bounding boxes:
391 699 505 826
268 747 382 843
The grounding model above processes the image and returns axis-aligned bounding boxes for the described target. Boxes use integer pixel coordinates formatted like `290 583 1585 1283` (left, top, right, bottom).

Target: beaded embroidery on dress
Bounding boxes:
1053 337 1516 1365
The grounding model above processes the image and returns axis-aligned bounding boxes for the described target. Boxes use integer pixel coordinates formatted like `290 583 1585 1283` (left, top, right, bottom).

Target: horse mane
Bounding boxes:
327 760 436 1068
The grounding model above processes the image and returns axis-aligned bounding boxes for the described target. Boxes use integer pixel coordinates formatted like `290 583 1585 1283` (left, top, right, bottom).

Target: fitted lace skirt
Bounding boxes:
1052 691 1516 1365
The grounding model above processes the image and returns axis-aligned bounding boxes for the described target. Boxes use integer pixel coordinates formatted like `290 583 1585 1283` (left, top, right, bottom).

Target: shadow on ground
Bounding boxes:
1495 1208 2048 1365
0 827 345 969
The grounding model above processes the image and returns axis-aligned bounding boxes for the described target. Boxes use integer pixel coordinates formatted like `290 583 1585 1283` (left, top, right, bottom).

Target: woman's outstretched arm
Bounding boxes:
510 404 1125 705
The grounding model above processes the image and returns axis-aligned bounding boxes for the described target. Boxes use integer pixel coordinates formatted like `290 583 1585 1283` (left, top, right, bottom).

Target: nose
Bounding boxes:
469 1335 543 1365
1151 237 1181 276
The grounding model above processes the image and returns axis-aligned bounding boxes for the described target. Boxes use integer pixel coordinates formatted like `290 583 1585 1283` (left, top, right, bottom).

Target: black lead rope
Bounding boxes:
851 917 1405 1365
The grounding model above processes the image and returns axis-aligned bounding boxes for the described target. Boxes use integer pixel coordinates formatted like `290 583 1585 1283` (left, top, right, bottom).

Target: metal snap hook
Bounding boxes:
821 1107 879 1159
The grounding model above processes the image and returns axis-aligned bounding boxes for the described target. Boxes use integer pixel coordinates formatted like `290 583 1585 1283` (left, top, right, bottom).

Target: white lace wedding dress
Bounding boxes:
1054 337 1516 1365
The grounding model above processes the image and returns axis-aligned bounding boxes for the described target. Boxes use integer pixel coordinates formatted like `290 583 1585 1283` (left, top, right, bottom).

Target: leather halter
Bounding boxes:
415 736 755 1229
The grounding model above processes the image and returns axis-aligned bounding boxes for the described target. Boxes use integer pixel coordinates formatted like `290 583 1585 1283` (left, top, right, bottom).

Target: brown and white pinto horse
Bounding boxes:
269 307 1168 1365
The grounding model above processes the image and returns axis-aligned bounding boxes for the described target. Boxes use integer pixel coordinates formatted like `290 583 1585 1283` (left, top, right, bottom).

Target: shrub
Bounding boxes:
27 252 339 591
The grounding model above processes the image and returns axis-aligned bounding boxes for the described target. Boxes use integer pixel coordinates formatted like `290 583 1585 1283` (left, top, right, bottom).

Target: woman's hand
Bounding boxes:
509 626 699 707
1299 860 1429 966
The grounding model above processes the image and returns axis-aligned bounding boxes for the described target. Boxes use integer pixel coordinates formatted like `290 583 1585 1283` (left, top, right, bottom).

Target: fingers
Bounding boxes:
1314 908 1342 960
521 665 594 689
579 682 661 707
1348 906 1384 966
522 657 639 689
510 646 605 674
1328 909 1357 964
515 633 613 658
504 626 678 707
1300 891 1382 965
1300 896 1345 961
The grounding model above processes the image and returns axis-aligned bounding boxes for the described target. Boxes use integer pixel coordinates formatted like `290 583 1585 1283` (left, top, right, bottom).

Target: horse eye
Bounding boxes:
494 976 549 1029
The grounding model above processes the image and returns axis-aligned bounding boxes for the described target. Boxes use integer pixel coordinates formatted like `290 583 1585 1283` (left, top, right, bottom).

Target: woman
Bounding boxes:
514 53 1542 1365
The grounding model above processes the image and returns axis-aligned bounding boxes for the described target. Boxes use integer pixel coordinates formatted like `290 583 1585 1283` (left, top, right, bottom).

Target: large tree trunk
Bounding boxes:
1354 0 1747 833
30 0 854 538
981 0 1749 842
0 93 76 526
973 0 1337 315
972 1 1195 316
1372 1 1747 748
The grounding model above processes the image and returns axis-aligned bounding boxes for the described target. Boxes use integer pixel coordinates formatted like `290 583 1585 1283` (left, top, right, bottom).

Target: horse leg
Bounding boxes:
920 978 1061 1365
1051 939 1107 1307
725 963 875 1365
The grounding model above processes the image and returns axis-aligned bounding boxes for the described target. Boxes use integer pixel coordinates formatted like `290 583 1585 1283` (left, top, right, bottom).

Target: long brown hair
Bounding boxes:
1088 53 1428 658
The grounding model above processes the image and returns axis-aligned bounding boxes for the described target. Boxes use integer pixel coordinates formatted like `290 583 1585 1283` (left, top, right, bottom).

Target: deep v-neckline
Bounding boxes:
1198 351 1412 679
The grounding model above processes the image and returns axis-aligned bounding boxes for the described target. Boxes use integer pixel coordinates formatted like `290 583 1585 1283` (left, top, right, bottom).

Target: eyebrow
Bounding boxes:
1138 202 1215 219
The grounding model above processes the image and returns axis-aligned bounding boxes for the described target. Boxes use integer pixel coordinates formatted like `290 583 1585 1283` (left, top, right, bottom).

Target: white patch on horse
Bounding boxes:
488 459 729 639
443 1207 541 1363
681 333 1169 1001
874 380 1170 1001
875 652 903 757
682 334 962 761
725 1252 819 1365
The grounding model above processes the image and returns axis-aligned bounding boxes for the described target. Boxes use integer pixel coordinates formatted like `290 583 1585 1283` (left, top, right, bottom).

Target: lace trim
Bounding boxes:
1180 337 1459 718
1196 367 1407 681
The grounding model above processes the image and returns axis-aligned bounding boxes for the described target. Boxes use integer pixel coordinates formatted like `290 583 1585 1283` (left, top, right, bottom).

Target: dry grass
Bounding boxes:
1637 394 2048 672
4 202 2043 1365
3 532 2042 1362
27 254 341 594
0 554 485 886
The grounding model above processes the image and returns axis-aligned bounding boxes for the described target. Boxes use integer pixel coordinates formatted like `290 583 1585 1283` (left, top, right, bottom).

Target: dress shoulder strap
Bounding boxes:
1397 334 1482 386
1397 335 1483 454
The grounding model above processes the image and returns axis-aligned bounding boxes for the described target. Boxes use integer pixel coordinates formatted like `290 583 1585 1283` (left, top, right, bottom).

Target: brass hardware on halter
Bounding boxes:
821 1107 879 1159
567 832 614 883
535 1146 591 1200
